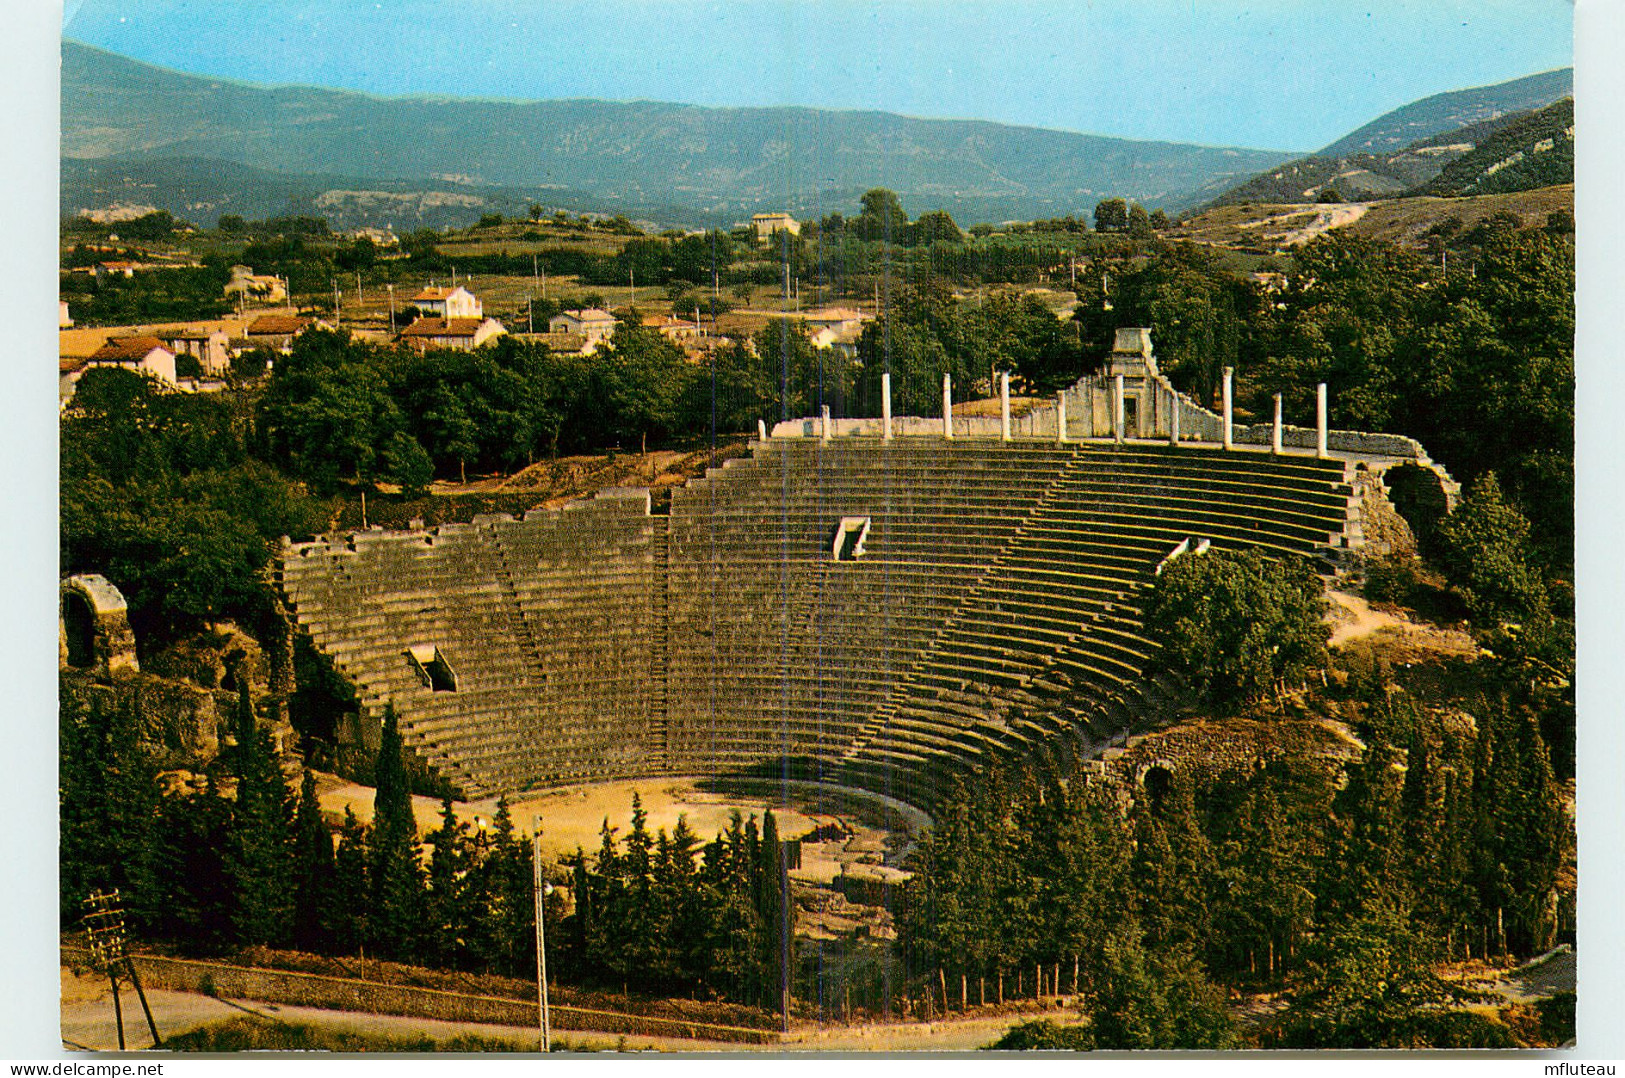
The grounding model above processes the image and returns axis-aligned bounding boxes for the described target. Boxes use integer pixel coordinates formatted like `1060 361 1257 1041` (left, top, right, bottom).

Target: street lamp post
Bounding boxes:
533 822 554 1052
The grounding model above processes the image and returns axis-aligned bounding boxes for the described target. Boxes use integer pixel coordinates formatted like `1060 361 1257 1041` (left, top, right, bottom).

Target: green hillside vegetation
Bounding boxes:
1316 68 1572 157
61 41 1289 227
1414 99 1574 197
1201 68 1572 210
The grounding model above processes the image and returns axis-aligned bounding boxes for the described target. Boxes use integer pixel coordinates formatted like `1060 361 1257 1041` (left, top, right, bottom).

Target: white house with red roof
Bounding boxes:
413 285 482 320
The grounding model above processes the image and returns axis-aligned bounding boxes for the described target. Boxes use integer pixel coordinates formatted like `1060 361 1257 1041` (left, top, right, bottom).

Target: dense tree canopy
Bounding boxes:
1146 548 1330 707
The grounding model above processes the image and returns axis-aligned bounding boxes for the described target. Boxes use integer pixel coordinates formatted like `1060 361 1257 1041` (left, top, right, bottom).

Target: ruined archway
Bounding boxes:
1383 462 1455 552
61 590 95 668
58 575 139 676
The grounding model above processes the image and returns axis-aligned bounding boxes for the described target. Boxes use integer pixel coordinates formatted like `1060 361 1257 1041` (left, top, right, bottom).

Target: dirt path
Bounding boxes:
1324 589 1406 645
61 966 1058 1053
1281 202 1368 245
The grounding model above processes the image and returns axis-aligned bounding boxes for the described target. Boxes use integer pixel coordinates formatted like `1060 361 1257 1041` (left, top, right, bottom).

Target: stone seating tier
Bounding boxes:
279 437 1367 807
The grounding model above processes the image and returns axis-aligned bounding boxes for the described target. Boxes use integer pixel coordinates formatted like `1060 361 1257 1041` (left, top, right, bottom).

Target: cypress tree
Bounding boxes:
759 809 787 1016
331 806 369 955
226 679 294 947
424 796 470 968
290 768 336 953
367 704 423 961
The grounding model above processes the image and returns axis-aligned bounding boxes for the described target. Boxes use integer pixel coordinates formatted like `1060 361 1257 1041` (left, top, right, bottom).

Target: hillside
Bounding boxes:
60 41 1292 228
1200 68 1572 209
1165 183 1572 254
1317 68 1572 157
1413 99 1573 197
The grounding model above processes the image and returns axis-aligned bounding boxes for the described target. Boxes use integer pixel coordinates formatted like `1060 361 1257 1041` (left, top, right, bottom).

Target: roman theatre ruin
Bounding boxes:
276 330 1458 811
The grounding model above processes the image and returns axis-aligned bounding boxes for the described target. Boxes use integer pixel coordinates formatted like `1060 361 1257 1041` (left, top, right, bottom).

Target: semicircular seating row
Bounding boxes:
278 440 1355 808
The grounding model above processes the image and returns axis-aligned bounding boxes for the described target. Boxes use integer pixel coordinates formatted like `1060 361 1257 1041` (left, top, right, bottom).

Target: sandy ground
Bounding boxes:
1274 202 1368 246
316 774 913 877
1324 589 1407 646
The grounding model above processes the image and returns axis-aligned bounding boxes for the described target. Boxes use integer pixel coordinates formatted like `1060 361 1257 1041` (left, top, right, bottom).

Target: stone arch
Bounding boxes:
1382 462 1457 551
59 575 139 675
1136 758 1177 813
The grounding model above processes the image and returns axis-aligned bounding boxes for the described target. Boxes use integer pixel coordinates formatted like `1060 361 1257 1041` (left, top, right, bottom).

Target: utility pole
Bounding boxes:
387 283 395 332
532 822 553 1053
83 890 160 1049
333 280 341 328
528 295 534 335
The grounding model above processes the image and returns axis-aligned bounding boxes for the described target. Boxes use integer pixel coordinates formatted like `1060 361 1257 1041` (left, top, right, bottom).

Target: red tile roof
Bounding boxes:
414 286 455 301
88 336 170 362
246 315 314 336
400 317 488 338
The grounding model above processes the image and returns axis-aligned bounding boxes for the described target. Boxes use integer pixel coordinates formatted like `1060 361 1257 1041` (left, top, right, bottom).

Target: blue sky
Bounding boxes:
62 0 1571 152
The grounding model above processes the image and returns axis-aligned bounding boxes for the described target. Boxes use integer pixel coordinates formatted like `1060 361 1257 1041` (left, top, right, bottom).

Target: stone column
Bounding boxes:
1316 382 1329 458
1222 366 1234 450
820 404 831 443
1169 387 1181 447
1113 374 1125 444
943 372 953 440
882 371 893 441
1056 390 1068 444
1000 371 1012 441
758 418 768 442
1272 393 1283 454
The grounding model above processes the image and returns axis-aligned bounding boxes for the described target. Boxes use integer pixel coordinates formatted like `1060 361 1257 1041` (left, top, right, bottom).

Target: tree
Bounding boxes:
290 769 337 953
1093 198 1128 233
226 679 294 947
424 796 472 968
1149 209 1171 231
367 705 423 960
856 188 910 242
382 431 434 498
912 210 963 246
1088 926 1238 1049
1431 473 1549 628
1279 906 1469 1048
1147 548 1330 707
331 807 369 954
1127 203 1153 238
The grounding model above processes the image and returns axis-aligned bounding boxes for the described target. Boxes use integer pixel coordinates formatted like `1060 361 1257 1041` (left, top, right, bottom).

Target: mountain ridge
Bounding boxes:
60 40 1293 226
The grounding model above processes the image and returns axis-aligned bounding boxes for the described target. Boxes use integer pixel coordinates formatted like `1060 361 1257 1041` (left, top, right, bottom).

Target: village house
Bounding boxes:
225 266 288 304
751 212 800 243
398 316 507 352
641 314 703 343
154 327 231 376
549 308 618 347
350 227 399 247
533 331 595 357
245 314 328 352
804 306 873 359
412 285 483 320
59 300 72 328
81 336 178 386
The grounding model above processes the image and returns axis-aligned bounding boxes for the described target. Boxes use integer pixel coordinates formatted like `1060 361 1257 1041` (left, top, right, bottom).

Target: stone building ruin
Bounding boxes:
277 330 1454 810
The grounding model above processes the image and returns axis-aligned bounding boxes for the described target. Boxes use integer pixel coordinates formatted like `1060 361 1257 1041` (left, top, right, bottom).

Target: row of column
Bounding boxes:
765 369 1332 459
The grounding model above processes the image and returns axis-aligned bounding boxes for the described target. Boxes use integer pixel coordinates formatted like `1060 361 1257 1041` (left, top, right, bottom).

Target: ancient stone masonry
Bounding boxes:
278 489 659 797
60 574 139 676
275 333 1430 809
